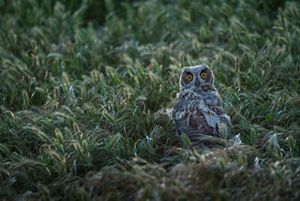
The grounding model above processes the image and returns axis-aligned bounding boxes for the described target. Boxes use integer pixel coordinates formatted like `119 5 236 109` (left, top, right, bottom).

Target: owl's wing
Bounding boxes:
196 104 219 129
172 98 186 137
199 105 232 138
202 91 223 107
217 114 232 138
172 98 186 120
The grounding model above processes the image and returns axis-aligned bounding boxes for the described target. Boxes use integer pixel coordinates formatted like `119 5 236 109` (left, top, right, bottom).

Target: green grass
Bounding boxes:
1 0 300 200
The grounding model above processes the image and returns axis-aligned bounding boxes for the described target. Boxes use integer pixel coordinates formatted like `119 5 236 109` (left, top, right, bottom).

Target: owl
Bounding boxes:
172 64 231 148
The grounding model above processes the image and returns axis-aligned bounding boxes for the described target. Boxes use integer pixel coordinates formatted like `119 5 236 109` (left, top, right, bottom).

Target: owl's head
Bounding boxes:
180 64 215 92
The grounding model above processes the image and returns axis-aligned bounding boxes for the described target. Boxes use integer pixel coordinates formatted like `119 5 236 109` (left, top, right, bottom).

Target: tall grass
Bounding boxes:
0 0 300 200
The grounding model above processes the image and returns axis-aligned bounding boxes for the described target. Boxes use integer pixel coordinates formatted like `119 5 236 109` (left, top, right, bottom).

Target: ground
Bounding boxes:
0 0 300 200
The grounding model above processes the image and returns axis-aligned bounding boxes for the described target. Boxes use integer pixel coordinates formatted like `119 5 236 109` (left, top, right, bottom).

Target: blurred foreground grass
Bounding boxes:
0 0 300 200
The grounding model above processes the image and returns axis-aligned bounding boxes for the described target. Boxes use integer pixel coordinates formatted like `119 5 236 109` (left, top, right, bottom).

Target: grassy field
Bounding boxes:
1 0 300 200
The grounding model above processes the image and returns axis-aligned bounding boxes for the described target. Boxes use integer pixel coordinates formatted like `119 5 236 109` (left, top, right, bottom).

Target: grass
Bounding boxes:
0 0 300 200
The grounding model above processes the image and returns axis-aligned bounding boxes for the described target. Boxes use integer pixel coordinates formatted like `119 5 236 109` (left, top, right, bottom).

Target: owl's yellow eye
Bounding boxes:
200 72 207 79
186 74 193 81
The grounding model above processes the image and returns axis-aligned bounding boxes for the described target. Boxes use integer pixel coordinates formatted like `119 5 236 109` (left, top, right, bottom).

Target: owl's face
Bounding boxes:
180 64 215 92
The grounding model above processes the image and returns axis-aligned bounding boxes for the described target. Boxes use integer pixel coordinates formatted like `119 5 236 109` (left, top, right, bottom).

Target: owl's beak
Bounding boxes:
195 79 200 87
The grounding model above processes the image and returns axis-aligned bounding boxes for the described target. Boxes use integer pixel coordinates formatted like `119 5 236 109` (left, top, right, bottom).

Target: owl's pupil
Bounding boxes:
201 72 207 79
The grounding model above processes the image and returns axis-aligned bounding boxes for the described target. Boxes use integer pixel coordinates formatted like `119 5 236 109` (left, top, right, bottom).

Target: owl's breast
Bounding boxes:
173 98 219 136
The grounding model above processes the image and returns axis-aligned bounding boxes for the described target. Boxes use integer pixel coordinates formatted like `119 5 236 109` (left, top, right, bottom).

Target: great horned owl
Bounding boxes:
172 64 231 147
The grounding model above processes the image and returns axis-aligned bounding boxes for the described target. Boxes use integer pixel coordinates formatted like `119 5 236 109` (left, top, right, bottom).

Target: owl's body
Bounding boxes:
172 64 231 147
